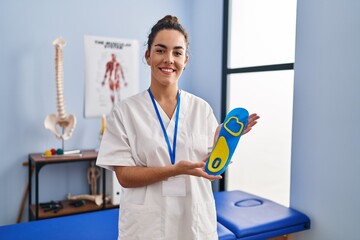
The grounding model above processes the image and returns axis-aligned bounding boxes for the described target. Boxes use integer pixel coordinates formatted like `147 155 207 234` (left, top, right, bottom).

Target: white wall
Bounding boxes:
291 0 360 239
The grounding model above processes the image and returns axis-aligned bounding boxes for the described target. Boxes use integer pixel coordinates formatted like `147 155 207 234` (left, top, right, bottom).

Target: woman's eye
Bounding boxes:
175 51 183 56
156 49 164 54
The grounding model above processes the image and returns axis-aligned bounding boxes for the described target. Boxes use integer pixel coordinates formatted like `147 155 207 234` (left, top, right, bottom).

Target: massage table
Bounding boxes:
214 190 310 239
0 190 310 239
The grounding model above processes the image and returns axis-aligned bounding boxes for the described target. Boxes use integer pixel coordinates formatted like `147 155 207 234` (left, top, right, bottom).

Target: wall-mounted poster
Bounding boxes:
84 35 139 117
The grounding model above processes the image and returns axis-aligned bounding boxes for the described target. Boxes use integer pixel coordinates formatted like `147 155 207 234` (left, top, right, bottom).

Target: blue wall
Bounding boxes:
0 0 223 225
291 0 360 239
1 1 360 239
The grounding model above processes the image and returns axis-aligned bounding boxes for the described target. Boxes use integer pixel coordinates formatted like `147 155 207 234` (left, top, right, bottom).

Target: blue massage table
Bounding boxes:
214 191 310 239
0 190 310 240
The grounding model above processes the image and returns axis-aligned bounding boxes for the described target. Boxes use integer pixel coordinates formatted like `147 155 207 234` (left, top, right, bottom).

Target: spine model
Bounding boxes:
44 37 76 140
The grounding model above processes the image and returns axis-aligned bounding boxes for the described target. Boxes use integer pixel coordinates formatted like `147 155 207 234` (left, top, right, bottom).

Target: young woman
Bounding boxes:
97 15 259 240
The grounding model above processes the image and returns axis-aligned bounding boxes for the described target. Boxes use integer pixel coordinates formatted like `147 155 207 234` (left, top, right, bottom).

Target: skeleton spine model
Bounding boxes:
44 37 76 141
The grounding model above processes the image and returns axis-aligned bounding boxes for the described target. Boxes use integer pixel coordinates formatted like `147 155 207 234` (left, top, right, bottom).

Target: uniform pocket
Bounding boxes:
193 200 218 239
119 203 163 240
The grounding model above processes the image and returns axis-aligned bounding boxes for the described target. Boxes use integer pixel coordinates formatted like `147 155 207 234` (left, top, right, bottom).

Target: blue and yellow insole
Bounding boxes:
205 108 249 175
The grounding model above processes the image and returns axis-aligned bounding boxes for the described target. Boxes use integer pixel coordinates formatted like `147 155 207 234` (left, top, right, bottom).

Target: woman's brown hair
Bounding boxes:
147 15 189 52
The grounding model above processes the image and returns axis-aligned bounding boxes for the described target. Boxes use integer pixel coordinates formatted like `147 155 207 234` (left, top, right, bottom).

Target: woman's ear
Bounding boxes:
184 54 189 68
145 50 150 65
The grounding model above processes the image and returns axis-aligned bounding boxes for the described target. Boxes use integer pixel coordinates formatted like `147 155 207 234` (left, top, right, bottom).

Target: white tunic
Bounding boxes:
97 90 219 240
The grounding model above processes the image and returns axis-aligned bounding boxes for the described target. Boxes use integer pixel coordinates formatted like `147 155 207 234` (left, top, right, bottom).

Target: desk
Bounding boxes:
28 149 116 220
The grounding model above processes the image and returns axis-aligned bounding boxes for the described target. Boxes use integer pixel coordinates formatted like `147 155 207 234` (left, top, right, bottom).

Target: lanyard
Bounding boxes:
148 88 180 165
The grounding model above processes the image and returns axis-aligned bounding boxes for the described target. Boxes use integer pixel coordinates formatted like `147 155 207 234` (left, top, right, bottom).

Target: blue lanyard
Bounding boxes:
148 88 180 165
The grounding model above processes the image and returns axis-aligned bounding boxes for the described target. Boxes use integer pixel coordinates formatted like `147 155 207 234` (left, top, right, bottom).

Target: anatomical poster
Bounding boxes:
84 35 139 117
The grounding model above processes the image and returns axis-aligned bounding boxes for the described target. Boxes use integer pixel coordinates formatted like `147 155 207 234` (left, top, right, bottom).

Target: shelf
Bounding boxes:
28 149 116 221
29 150 98 164
30 200 118 220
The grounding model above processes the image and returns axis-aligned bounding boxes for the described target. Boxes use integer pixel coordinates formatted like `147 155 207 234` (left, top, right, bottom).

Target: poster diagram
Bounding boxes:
84 35 139 117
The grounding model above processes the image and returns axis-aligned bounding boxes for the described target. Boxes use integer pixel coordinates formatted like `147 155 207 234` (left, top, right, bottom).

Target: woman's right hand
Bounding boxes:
115 156 221 188
174 159 222 181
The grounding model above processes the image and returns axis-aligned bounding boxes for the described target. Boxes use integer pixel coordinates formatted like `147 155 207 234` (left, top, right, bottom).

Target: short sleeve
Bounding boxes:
206 106 219 152
96 106 136 171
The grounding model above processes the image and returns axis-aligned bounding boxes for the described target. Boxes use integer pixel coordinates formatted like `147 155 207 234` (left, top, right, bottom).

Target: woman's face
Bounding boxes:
146 29 189 88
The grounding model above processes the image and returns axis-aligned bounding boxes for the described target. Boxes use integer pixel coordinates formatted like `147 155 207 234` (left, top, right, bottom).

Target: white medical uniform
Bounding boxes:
97 90 219 240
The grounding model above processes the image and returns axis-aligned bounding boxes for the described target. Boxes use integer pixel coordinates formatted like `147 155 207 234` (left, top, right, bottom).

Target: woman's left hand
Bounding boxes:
213 113 260 143
243 113 260 135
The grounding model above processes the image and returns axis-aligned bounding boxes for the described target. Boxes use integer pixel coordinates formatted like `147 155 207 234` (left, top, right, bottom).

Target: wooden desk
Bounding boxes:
28 150 116 220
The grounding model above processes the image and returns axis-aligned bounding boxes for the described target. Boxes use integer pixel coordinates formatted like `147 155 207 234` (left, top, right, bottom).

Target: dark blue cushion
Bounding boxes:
218 222 236 240
214 190 310 239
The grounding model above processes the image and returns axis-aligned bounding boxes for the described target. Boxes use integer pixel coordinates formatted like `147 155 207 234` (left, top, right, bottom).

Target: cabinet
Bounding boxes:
28 149 117 220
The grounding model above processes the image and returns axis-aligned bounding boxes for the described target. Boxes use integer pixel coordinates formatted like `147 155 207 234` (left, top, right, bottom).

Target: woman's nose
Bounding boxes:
164 53 174 64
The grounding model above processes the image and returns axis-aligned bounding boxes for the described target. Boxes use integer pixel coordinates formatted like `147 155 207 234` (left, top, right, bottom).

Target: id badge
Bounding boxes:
162 176 186 197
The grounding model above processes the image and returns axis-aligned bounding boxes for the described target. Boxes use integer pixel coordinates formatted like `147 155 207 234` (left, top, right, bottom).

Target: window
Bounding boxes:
221 0 297 207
